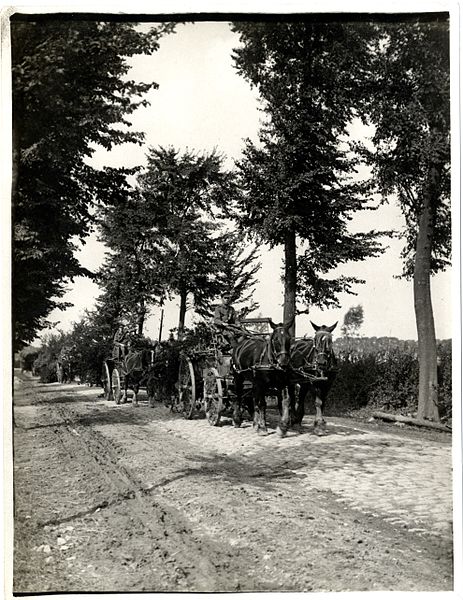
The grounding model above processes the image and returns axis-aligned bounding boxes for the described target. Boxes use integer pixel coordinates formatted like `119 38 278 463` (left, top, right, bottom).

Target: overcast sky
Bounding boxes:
41 21 452 342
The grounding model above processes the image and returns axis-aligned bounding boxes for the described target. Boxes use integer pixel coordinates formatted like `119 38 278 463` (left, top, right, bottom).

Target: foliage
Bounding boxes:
341 305 364 337
196 231 261 320
64 317 112 386
32 332 68 382
18 345 40 372
326 337 451 423
365 19 450 277
12 19 175 349
231 21 387 313
97 186 166 333
133 146 255 332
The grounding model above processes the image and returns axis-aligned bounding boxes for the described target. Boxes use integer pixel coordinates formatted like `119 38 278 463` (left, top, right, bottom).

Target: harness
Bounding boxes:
290 334 335 382
233 327 289 374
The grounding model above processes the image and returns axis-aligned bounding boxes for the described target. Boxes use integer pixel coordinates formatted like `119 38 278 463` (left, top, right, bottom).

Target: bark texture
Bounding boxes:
283 229 297 338
414 167 439 422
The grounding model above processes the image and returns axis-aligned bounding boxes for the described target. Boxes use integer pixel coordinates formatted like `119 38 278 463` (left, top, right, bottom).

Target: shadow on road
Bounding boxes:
153 453 311 493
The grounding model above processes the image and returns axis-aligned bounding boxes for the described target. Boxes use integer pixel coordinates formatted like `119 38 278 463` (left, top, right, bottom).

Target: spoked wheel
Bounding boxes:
204 367 223 427
176 355 197 419
103 362 113 401
111 367 122 405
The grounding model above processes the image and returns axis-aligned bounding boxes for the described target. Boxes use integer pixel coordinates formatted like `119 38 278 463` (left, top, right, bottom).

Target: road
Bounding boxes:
12 371 454 593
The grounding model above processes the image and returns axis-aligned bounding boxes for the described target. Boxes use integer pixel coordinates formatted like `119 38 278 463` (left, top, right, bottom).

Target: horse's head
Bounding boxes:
270 317 294 368
310 321 337 373
141 346 158 369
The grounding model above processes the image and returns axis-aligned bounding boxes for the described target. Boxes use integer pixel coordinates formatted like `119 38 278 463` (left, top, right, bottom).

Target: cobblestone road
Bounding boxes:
147 403 453 541
13 379 455 593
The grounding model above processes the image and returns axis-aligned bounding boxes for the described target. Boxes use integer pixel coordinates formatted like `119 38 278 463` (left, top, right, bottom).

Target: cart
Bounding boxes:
173 318 275 426
173 344 234 425
101 347 158 406
102 357 124 404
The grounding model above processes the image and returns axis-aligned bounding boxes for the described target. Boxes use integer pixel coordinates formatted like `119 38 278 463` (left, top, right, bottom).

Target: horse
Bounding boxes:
118 347 157 406
231 319 293 436
289 322 337 435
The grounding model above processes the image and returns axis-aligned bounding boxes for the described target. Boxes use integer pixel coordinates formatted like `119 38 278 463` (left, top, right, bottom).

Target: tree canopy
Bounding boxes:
365 20 450 277
135 146 252 335
231 21 386 330
12 19 174 349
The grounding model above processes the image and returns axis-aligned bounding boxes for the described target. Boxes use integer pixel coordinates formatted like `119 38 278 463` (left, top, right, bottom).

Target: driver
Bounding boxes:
113 323 129 361
213 292 242 349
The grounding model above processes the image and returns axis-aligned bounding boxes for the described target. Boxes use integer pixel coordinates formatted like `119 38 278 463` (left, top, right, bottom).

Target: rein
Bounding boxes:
233 327 289 373
290 334 335 378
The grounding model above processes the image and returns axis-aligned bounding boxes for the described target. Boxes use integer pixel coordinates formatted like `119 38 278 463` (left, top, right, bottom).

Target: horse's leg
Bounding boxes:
287 383 297 426
121 376 127 404
253 382 268 435
293 382 306 427
313 385 327 436
232 375 243 428
245 390 255 424
277 386 290 437
132 382 139 407
147 375 156 408
276 389 283 416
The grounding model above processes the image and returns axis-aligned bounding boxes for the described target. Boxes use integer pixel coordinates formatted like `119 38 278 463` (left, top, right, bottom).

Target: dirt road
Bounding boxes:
12 371 454 593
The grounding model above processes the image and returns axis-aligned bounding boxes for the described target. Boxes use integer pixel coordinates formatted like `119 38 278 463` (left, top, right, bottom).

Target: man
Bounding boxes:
113 324 129 361
213 292 242 348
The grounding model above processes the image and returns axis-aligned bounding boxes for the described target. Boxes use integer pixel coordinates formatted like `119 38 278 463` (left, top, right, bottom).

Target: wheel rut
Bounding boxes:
15 395 246 591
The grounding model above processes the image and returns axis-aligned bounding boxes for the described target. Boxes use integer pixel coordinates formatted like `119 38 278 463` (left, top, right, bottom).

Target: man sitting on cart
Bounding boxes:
112 323 129 361
213 291 244 350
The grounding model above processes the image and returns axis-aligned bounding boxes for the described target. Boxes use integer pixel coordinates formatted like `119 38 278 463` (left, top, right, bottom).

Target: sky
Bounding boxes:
40 20 453 343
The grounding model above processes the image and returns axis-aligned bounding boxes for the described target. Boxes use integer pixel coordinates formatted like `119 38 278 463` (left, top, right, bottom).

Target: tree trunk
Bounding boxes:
414 167 439 422
178 286 187 340
283 228 297 338
136 298 145 336
372 411 450 431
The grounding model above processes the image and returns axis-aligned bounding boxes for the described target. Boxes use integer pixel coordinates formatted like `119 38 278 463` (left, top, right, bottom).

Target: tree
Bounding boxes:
366 19 450 421
196 231 261 320
32 331 68 382
136 146 238 337
341 304 364 337
18 345 40 372
11 19 174 349
97 188 166 335
231 21 386 336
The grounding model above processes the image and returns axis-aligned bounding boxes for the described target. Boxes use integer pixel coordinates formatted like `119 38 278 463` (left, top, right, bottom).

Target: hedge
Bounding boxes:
325 337 452 423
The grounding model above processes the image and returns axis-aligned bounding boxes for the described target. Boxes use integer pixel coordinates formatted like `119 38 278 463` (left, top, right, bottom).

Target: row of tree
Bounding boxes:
12 17 450 421
96 147 260 338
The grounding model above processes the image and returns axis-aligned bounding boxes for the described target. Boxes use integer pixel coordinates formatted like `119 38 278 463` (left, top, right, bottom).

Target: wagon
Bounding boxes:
173 318 275 425
101 346 158 406
102 357 123 404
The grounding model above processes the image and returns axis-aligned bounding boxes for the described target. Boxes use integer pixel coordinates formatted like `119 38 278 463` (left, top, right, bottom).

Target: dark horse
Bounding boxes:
231 319 293 436
119 347 157 406
289 322 337 435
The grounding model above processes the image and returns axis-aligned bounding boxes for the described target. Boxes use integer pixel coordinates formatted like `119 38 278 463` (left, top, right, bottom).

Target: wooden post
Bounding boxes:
158 309 164 343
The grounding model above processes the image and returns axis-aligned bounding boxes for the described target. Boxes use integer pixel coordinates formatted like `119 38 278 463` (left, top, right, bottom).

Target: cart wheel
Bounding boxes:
177 356 196 419
112 368 122 405
204 367 223 426
103 362 113 401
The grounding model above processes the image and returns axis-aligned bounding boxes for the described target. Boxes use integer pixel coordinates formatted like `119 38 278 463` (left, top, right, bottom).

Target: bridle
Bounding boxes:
232 325 291 372
313 331 333 371
270 325 291 367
